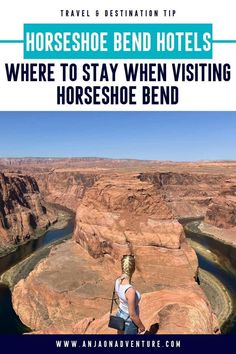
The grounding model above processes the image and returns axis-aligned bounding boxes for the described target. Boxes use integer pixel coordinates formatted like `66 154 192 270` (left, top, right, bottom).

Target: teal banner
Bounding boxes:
24 23 213 59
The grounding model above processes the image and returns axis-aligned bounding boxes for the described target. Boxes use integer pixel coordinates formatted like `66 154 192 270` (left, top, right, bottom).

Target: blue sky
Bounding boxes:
0 111 235 161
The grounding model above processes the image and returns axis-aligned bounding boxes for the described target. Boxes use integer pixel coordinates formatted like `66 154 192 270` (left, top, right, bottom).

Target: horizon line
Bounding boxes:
0 156 236 163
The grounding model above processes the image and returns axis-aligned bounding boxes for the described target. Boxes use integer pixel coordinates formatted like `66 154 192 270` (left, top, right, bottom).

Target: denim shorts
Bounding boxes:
116 309 138 334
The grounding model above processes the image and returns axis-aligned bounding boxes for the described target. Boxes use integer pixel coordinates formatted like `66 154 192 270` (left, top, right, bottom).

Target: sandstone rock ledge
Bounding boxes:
12 240 219 334
12 174 219 334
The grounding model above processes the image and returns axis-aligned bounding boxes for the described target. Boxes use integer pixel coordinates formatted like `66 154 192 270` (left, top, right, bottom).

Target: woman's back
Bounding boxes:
115 278 141 315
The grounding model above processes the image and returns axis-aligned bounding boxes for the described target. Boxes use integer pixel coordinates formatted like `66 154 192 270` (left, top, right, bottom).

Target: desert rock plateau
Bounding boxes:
1 158 236 334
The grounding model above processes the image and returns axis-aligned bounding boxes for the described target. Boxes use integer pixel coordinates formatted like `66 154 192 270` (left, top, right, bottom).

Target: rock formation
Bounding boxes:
33 169 236 230
31 287 219 334
13 239 219 334
0 172 56 251
206 199 236 229
34 172 98 211
1 158 236 229
2 158 234 333
74 173 184 258
12 172 219 334
139 172 225 219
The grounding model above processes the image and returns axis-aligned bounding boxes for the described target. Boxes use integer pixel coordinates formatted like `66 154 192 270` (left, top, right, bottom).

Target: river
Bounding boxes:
0 216 74 334
184 222 236 334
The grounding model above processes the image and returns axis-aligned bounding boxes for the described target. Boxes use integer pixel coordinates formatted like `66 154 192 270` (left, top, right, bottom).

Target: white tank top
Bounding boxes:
115 278 141 315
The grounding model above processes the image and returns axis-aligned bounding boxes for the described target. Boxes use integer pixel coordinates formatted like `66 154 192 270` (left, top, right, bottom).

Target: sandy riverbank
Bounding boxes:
198 268 233 326
185 222 235 329
198 222 236 248
0 234 72 289
186 221 236 274
187 237 233 326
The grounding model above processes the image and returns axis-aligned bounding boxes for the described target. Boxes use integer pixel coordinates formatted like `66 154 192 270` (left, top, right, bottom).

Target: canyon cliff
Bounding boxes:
1 159 235 333
0 172 56 253
34 168 236 231
34 171 98 211
1 158 236 230
12 171 220 334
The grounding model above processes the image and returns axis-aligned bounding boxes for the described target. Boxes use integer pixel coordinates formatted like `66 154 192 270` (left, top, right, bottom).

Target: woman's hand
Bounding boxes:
138 326 146 334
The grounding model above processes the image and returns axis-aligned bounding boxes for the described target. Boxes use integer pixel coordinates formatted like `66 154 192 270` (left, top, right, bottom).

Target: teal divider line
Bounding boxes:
0 40 24 43
212 40 236 43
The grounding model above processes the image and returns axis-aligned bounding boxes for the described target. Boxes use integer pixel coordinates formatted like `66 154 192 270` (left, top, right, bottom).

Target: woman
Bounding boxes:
115 254 145 334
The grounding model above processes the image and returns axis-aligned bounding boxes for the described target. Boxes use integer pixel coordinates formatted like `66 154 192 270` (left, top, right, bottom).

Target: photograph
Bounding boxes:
0 111 235 337
1 1 236 353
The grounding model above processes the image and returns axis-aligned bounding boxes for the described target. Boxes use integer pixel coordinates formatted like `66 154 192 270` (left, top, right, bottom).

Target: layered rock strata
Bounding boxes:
74 173 184 258
34 169 236 230
2 157 234 230
34 172 99 211
0 172 56 250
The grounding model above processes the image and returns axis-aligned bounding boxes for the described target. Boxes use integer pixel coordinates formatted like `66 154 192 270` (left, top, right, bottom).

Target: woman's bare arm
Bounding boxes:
126 287 145 333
